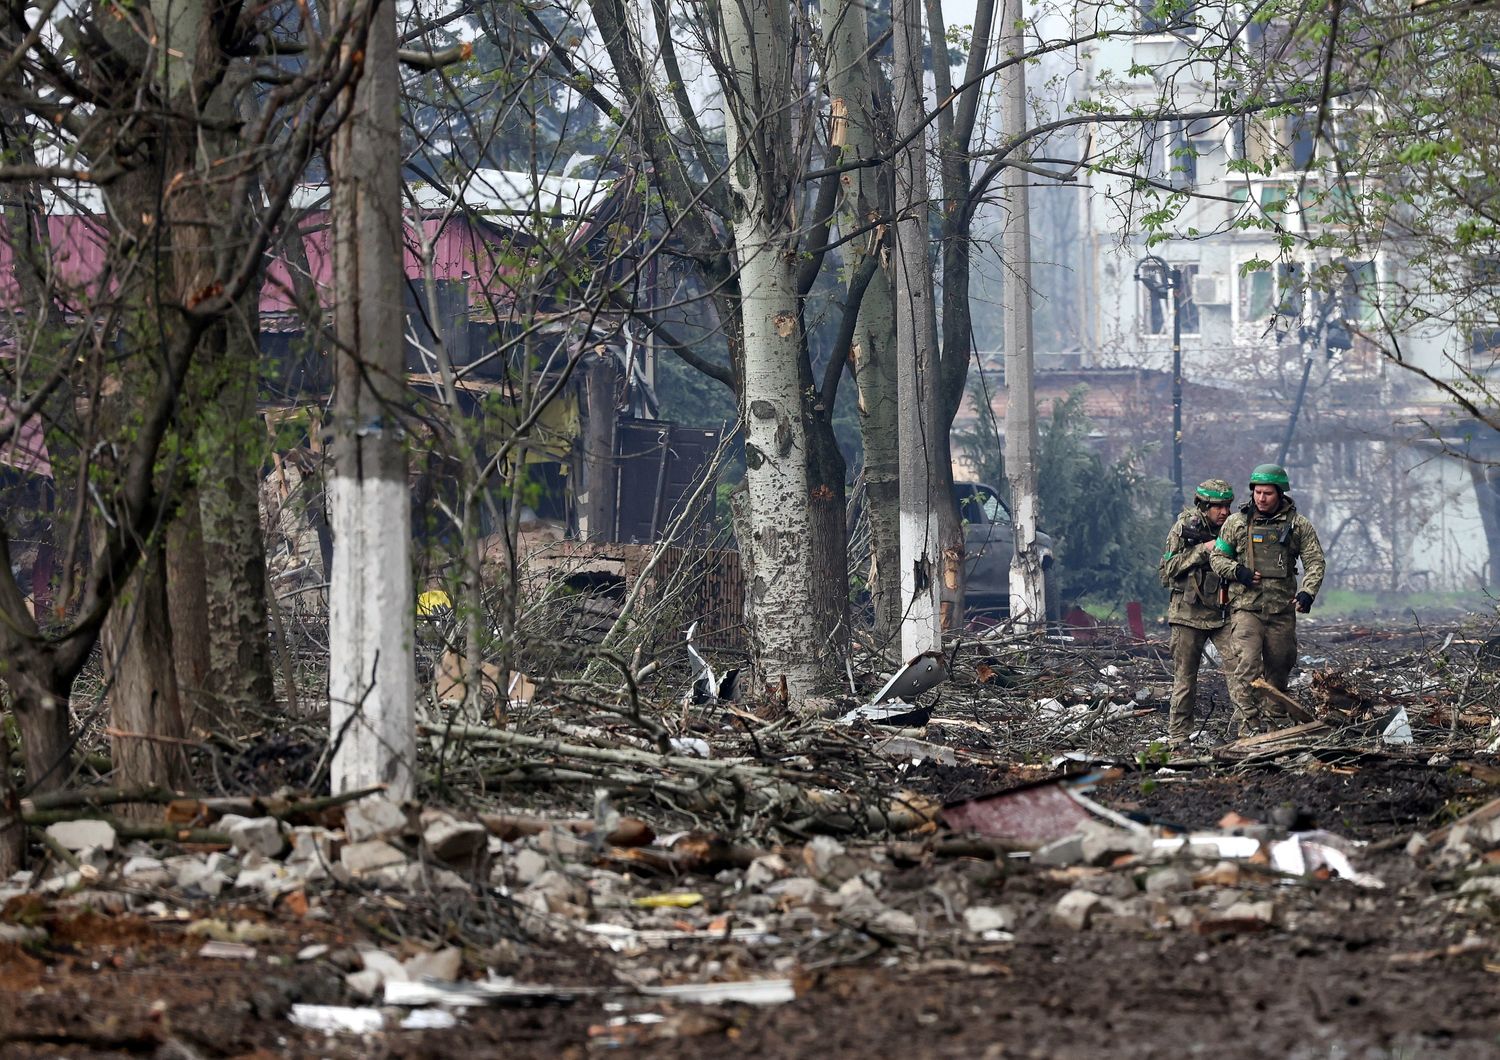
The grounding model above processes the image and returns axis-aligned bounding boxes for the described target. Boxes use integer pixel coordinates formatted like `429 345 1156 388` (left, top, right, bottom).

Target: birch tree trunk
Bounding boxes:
328 0 416 797
999 0 1044 622
826 0 902 644
891 0 943 658
718 0 825 698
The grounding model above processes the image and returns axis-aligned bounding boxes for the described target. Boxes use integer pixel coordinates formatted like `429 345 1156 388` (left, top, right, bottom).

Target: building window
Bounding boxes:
1237 261 1300 323
1139 264 1201 336
1341 259 1379 324
1470 327 1500 366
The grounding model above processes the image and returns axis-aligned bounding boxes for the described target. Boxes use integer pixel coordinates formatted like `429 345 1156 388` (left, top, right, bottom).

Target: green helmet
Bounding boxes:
1194 478 1234 504
1249 463 1290 490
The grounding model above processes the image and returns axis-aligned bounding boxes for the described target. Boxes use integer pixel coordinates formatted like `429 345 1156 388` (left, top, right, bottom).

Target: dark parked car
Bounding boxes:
953 482 1060 621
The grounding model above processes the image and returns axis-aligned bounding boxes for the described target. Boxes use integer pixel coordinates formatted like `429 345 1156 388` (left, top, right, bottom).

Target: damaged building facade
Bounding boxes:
973 4 1500 593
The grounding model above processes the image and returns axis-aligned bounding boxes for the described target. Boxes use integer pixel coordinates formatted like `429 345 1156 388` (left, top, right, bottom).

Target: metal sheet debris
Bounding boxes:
940 771 1121 846
868 651 948 705
836 700 932 727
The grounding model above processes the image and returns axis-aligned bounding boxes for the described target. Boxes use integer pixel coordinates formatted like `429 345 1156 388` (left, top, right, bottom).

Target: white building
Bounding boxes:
1017 2 1496 592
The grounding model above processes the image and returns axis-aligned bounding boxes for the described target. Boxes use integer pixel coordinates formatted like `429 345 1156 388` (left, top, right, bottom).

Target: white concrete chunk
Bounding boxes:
340 839 408 876
963 905 1016 934
1052 889 1103 931
225 816 287 858
345 798 410 842
403 946 462 982
45 819 116 853
420 812 487 863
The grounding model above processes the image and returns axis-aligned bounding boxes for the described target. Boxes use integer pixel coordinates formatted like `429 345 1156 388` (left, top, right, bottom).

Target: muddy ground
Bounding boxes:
3 618 1499 1058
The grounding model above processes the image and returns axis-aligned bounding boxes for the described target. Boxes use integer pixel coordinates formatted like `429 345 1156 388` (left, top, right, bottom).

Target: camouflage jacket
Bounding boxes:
1209 494 1326 615
1159 506 1228 630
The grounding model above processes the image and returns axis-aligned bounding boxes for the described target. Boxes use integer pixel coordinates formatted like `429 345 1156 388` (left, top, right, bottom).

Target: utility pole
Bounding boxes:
327 0 416 799
892 0 943 657
1000 0 1045 625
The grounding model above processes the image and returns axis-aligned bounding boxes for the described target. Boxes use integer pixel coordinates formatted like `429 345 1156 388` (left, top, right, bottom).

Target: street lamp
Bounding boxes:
1135 254 1185 513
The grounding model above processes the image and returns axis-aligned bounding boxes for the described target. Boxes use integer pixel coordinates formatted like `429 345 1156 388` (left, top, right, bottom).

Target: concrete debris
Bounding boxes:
419 810 487 863
518 869 592 916
962 905 1015 934
403 946 463 983
220 815 287 858
339 839 408 877
1144 866 1194 895
44 819 116 853
345 797 411 843
744 853 791 888
1053 890 1104 930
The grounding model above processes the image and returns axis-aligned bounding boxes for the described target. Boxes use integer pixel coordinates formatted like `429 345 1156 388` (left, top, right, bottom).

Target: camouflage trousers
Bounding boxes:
1226 609 1298 735
1168 623 1234 745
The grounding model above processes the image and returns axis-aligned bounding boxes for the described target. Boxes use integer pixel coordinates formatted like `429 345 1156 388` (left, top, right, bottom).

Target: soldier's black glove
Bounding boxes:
1295 591 1314 613
1234 564 1257 588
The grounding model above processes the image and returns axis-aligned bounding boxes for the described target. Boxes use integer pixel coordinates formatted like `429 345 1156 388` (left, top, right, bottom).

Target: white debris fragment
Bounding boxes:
1382 707 1413 745
668 737 712 758
639 978 796 1006
962 905 1015 935
1052 890 1103 931
1269 831 1384 889
219 815 287 858
290 1004 384 1034
44 820 116 853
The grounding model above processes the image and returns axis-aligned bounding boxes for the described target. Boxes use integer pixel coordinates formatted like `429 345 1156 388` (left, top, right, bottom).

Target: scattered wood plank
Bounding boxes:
1250 679 1317 724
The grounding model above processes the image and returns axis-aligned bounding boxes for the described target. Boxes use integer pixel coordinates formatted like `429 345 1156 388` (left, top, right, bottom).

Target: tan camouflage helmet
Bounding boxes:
1194 478 1234 505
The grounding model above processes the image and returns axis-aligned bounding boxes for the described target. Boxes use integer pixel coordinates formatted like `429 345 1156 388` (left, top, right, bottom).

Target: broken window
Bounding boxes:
1238 263 1276 323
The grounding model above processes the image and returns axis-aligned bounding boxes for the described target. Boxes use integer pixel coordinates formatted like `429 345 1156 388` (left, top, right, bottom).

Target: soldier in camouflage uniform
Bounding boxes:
1208 464 1326 736
1159 479 1236 748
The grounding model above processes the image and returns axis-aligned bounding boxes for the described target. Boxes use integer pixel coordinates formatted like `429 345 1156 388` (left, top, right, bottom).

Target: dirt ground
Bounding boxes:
3 618 1499 1058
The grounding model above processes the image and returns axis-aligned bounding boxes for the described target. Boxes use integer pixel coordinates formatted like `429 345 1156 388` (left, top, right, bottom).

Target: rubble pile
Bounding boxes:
2 617 1498 1051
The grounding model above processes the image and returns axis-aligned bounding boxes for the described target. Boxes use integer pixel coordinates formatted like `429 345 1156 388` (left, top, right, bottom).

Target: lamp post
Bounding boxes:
1135 254 1184 512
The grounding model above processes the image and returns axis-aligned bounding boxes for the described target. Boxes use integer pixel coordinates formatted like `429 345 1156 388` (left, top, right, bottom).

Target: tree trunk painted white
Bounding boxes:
718 0 822 698
891 0 943 659
999 0 1045 624
328 0 416 798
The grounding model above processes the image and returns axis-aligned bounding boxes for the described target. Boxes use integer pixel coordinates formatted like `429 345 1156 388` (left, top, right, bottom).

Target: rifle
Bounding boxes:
1177 516 1230 611
1177 516 1216 548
